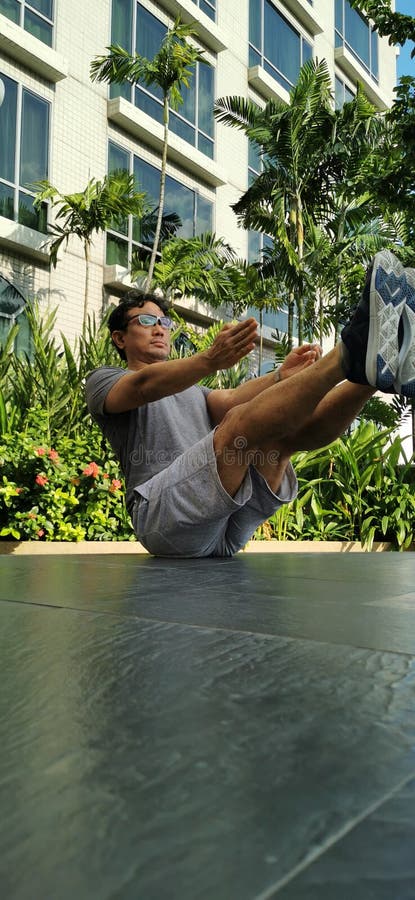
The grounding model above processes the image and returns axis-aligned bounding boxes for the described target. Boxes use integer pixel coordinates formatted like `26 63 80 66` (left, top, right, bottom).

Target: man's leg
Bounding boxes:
282 380 375 452
214 248 415 499
246 380 375 493
213 345 367 497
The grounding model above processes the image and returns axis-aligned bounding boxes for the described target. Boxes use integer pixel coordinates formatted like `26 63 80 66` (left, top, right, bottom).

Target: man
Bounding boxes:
86 250 415 557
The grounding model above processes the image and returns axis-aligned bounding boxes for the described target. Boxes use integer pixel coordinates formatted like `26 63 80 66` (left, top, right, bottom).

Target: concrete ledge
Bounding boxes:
248 65 290 104
107 98 226 187
244 541 397 553
0 217 50 263
0 14 68 82
334 46 391 110
0 541 147 555
0 540 404 555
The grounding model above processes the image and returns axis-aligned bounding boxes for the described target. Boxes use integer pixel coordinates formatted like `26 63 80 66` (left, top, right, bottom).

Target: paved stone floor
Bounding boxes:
1 551 415 899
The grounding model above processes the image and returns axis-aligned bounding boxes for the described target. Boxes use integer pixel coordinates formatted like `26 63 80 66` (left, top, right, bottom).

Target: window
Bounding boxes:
335 75 355 109
0 73 49 232
248 230 273 264
106 141 214 268
0 0 54 47
335 0 378 80
248 136 273 264
247 136 297 338
110 0 215 159
0 274 32 356
249 0 313 93
191 0 216 22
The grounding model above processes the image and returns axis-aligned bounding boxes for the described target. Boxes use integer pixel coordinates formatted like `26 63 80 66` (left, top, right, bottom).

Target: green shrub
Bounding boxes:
0 302 136 540
258 421 415 549
0 410 134 541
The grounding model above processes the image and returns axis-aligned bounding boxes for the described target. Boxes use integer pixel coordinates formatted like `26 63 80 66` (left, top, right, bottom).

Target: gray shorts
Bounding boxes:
131 431 297 558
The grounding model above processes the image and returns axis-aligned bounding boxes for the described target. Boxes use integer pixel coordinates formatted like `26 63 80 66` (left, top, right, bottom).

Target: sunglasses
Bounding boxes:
125 313 173 329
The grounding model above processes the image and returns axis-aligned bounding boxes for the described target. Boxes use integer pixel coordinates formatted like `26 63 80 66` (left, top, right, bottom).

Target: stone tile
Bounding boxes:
1 600 415 900
2 553 415 653
274 777 415 900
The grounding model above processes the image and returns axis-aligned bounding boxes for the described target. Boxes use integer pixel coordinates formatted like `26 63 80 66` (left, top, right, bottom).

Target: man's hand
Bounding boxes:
204 318 258 372
279 343 322 380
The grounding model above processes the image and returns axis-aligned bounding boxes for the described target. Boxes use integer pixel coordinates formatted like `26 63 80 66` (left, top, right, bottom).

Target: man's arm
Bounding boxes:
104 318 258 414
206 343 322 425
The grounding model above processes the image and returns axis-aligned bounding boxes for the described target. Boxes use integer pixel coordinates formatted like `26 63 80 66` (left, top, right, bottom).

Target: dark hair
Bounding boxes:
108 290 171 360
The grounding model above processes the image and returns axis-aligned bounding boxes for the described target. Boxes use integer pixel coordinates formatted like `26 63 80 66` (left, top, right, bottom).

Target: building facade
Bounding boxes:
0 0 398 349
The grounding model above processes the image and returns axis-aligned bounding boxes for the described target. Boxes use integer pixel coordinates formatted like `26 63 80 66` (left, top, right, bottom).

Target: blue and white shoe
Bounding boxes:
392 264 415 396
365 250 408 392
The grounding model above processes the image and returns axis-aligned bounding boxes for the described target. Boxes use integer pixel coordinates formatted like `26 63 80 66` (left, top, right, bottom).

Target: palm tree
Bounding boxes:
303 86 409 342
318 87 389 336
90 19 204 291
132 232 286 373
131 232 239 306
215 61 405 346
214 59 334 345
33 172 146 328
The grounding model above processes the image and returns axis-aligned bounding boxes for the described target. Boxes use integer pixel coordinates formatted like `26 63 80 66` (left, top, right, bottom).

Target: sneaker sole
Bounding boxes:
365 250 407 391
393 266 415 396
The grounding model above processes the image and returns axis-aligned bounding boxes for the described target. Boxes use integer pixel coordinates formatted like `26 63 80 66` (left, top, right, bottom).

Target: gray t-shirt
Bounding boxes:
85 366 212 513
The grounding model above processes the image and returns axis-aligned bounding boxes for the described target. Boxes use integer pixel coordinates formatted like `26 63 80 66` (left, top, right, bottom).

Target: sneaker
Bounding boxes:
341 250 406 392
392 264 415 396
365 250 409 391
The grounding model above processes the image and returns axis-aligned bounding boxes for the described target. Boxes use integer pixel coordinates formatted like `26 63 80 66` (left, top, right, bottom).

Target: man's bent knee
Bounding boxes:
213 407 249 464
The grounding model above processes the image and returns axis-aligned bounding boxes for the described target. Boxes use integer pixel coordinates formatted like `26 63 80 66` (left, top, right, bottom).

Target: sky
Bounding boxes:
396 0 415 78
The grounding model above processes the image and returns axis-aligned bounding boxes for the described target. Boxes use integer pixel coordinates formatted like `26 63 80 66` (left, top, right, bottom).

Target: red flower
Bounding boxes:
35 474 48 487
109 478 122 492
36 529 45 538
83 462 100 478
35 447 46 456
48 449 59 462
15 487 24 494
102 473 109 479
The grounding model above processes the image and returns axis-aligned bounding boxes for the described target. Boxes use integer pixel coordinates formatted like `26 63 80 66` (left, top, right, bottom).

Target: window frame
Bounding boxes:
106 140 214 269
335 0 378 81
0 0 54 48
247 134 273 265
0 274 32 357
249 0 313 94
335 74 356 109
190 0 216 22
247 134 297 339
0 71 49 234
110 0 216 159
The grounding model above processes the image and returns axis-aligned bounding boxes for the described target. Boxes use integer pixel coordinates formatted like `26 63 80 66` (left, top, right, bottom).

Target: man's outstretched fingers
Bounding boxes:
224 318 258 338
229 320 258 347
208 319 257 361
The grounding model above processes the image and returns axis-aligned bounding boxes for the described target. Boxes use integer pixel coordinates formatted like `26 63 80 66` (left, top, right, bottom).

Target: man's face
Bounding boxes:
114 302 171 367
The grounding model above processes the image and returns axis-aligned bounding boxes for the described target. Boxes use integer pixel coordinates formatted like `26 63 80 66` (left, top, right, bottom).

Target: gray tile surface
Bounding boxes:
2 552 415 652
1 552 415 899
274 777 415 900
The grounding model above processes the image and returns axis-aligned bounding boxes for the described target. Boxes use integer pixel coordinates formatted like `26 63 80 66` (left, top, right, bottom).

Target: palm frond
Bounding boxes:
90 45 150 84
214 95 282 132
